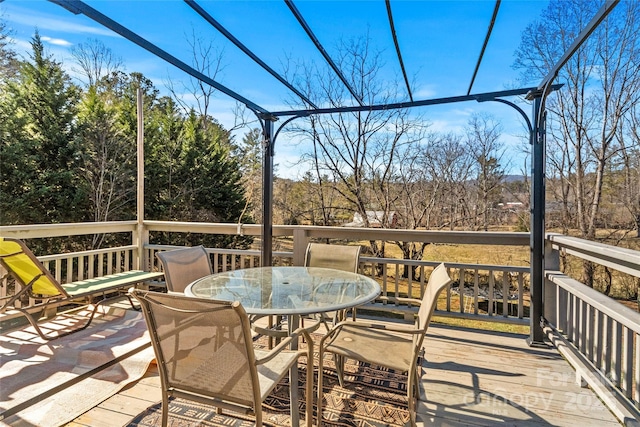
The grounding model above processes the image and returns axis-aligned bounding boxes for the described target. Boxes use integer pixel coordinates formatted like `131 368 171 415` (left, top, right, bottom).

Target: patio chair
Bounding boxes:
317 262 452 426
156 246 212 293
0 237 163 340
304 243 361 329
304 242 361 273
129 289 313 427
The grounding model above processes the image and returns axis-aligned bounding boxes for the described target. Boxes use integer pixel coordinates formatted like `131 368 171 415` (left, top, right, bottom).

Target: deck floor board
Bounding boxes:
416 324 620 426
62 321 621 426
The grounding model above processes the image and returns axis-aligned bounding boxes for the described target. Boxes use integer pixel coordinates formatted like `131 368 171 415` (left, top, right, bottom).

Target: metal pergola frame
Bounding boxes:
49 0 620 345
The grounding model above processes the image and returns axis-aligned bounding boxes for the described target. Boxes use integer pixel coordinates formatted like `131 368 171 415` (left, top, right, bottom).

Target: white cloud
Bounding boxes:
428 119 465 134
10 37 32 53
6 9 117 38
413 85 437 99
451 107 475 117
41 36 72 47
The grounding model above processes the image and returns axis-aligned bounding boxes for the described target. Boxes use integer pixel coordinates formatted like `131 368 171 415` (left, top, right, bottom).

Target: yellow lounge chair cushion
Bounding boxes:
0 238 60 296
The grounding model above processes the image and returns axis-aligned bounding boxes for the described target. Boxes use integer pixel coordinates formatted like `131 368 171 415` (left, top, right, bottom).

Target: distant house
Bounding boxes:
343 211 398 228
498 202 525 211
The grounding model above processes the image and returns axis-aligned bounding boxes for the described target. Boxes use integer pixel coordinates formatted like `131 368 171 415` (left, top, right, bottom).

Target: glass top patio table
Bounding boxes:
184 266 381 317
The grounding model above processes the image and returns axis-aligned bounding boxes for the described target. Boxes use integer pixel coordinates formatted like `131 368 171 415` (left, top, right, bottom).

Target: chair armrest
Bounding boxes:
376 296 422 306
253 326 313 365
324 319 423 338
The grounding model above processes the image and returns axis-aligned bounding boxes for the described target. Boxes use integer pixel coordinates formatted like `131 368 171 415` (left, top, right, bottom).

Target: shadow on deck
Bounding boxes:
0 303 621 427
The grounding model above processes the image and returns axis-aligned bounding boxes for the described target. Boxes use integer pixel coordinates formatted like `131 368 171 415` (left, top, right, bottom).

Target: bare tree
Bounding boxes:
75 85 136 248
514 0 640 286
392 132 472 278
0 13 18 81
618 107 640 237
465 113 508 231
287 35 426 258
433 133 474 230
166 29 223 119
164 28 255 133
71 38 123 87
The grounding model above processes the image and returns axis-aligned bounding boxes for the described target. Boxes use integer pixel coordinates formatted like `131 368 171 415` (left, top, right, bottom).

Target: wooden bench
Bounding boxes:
0 237 164 339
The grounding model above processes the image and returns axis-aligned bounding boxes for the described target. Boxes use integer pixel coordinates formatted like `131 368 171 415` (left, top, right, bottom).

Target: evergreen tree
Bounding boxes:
145 105 253 249
0 31 81 225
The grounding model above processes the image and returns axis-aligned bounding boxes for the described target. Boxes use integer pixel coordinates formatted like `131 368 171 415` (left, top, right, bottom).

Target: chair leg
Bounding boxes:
15 299 103 340
161 394 169 427
414 368 421 401
317 347 325 426
408 368 419 427
335 354 345 387
305 351 314 427
320 315 331 333
123 292 142 311
255 406 263 427
407 385 417 427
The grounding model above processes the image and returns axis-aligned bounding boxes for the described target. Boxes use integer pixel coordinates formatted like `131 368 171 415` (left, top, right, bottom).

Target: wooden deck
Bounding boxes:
62 319 621 427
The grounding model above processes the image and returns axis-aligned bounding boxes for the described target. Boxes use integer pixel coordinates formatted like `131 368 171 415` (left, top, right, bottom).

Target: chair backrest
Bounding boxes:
130 289 261 410
417 263 453 332
0 237 64 297
304 243 361 273
156 246 212 293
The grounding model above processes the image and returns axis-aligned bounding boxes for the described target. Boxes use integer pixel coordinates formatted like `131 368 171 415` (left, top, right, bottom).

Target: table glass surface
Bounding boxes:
185 266 381 316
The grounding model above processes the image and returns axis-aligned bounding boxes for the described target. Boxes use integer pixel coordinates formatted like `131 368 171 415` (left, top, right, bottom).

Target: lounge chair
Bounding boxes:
0 237 163 339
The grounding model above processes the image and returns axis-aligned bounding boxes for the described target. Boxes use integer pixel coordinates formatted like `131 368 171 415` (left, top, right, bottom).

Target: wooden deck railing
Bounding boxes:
144 222 531 324
2 221 640 423
2 221 531 323
543 233 640 422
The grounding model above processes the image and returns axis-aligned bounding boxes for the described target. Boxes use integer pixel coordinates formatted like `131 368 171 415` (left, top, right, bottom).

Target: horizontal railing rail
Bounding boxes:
1 221 532 323
0 221 138 238
547 233 640 278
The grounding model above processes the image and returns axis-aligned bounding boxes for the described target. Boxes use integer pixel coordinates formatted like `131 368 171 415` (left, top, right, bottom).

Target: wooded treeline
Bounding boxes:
0 30 253 252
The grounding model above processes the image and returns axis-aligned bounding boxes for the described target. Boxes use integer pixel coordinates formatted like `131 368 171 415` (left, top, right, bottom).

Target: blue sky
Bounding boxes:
1 0 550 178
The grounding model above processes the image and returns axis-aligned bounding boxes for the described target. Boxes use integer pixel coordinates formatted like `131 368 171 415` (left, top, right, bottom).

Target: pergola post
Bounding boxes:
528 95 547 347
135 87 146 270
261 119 275 267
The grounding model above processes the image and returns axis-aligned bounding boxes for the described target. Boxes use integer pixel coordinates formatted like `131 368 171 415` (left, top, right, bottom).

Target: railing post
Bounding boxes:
292 228 309 266
544 235 560 327
136 87 146 271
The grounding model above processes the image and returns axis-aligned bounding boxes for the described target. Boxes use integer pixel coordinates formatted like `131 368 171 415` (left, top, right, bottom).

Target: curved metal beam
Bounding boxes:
385 0 413 101
284 0 365 106
274 115 307 144
480 98 532 134
185 0 318 109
